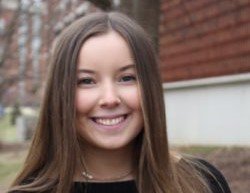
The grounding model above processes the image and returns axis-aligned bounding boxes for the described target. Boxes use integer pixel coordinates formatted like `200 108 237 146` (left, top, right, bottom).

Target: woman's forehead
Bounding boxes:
77 31 134 70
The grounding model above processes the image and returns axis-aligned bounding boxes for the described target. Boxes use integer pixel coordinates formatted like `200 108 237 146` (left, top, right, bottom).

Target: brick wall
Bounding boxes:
159 0 250 82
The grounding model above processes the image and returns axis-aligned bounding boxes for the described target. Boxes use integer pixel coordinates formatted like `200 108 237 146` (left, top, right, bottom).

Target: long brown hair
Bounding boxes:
9 12 213 193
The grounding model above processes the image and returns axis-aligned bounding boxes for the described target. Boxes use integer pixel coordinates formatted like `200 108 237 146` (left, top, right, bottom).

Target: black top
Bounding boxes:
74 180 137 193
73 159 231 193
196 159 231 193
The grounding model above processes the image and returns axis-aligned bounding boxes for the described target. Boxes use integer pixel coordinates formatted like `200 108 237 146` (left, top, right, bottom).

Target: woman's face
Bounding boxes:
75 31 143 150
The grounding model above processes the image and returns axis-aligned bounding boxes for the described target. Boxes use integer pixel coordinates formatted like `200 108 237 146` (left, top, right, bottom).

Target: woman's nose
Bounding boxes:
98 83 121 108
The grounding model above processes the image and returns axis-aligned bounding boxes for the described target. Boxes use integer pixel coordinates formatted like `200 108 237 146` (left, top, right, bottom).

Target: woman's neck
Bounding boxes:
74 143 135 182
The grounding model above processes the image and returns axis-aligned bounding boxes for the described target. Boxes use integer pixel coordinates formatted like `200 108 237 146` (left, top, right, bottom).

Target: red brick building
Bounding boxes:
159 1 250 146
159 0 250 82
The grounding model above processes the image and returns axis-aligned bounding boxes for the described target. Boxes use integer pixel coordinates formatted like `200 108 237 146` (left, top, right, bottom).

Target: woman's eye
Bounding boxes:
77 78 95 85
120 75 136 82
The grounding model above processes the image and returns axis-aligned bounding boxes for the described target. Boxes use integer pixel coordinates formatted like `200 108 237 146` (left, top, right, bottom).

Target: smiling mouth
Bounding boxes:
91 115 128 126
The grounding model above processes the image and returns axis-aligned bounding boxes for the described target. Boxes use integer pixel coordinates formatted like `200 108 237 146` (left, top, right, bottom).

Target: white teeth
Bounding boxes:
95 116 125 126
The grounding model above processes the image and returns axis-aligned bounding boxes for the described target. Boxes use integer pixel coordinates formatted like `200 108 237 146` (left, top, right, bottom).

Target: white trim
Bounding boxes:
164 79 250 146
163 73 250 90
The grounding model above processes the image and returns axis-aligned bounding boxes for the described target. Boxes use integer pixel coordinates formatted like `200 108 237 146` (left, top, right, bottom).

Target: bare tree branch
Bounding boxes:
0 0 21 68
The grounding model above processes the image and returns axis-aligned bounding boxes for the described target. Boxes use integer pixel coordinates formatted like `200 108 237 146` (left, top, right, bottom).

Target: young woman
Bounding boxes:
9 12 231 193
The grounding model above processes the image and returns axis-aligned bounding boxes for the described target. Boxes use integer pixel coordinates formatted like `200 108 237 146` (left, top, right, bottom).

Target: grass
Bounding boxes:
0 114 17 142
0 150 27 191
0 159 22 183
176 145 220 155
0 111 28 191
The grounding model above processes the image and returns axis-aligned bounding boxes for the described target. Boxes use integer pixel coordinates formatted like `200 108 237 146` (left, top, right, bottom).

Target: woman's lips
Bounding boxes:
94 115 125 126
90 114 129 130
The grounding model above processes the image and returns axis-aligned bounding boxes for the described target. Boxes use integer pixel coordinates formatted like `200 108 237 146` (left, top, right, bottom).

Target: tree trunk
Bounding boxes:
118 0 160 51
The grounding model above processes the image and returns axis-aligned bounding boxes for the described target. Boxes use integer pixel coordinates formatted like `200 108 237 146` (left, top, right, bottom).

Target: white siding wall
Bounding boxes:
163 73 250 146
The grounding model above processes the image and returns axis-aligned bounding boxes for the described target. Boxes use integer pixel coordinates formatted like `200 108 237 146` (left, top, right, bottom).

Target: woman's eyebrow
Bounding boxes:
78 69 95 74
77 64 135 74
119 64 136 72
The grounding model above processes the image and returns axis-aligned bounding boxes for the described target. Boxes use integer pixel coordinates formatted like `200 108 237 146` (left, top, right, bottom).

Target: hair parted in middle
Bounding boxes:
10 11 212 193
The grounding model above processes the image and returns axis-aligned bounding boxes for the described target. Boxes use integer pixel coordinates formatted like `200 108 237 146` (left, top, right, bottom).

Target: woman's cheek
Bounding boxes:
120 86 141 110
75 90 99 113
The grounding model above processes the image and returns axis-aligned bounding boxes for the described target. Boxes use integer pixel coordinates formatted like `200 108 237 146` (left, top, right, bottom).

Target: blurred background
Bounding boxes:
0 0 249 192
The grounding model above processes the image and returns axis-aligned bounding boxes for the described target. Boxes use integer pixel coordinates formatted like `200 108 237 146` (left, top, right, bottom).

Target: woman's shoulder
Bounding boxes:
182 157 231 193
